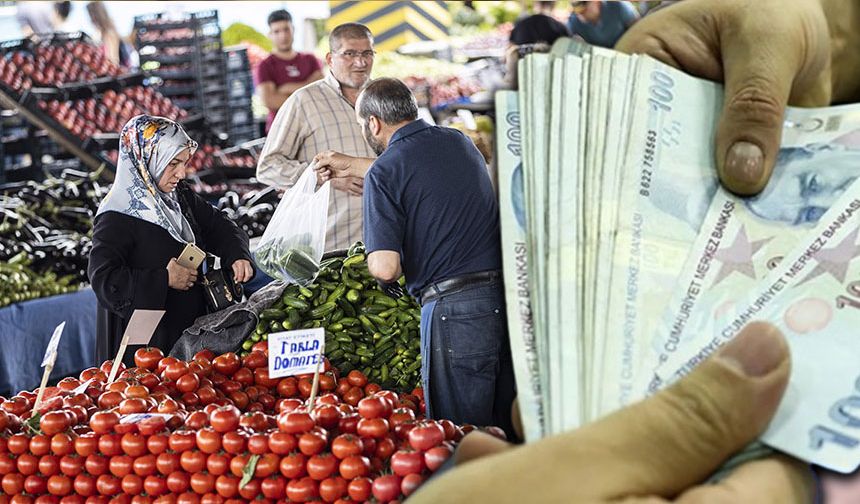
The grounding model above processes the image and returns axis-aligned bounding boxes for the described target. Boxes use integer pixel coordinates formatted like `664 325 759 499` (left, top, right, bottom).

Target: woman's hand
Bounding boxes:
232 259 254 284
166 258 198 290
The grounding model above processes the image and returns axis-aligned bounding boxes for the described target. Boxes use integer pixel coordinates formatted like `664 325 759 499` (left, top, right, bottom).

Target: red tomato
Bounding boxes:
132 455 156 477
254 453 279 478
73 473 96 496
286 477 318 502
156 399 180 415
401 473 424 497
245 433 268 455
278 452 306 479
277 377 298 398
311 404 341 430
89 411 120 435
109 455 134 478
241 351 266 370
306 453 337 481
347 477 372 502
17 453 38 475
364 383 382 395
24 474 47 495
331 434 363 459
342 387 364 407
31 434 52 456
213 475 238 499
208 406 240 433
194 428 220 454
39 455 61 476
260 476 285 500
189 472 215 495
389 408 416 427
194 350 216 362
346 370 367 388
179 451 206 474
278 411 314 434
143 475 167 497
266 431 296 455
232 368 253 387
228 455 248 479
118 398 148 415
408 422 445 451
372 474 402 502
121 474 143 495
0 455 13 475
212 354 241 376
146 434 169 455
176 374 200 394
196 387 217 406
357 418 389 439
390 449 425 476
338 455 370 480
96 474 120 496
298 432 327 456
98 434 123 457
319 476 347 503
40 411 71 436
134 348 164 371
375 437 397 460
59 455 83 477
168 432 196 453
120 434 147 457
84 454 108 476
358 396 393 420
155 453 180 476
2 473 25 495
220 432 246 455
205 453 229 476
137 417 166 437
424 444 453 472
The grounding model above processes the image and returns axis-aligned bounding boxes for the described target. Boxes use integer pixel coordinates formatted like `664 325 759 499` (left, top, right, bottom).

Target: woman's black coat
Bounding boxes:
88 184 253 366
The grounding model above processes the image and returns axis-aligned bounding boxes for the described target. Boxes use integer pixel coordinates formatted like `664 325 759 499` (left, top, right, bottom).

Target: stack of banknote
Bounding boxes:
496 39 860 474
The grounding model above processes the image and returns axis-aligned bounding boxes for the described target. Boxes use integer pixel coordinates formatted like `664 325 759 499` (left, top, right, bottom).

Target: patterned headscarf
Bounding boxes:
96 115 198 244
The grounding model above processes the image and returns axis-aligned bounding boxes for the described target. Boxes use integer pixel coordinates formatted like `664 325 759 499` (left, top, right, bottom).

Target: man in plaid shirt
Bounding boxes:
257 23 377 252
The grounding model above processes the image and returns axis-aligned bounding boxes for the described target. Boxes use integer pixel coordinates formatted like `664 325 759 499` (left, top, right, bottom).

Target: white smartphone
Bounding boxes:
176 243 205 270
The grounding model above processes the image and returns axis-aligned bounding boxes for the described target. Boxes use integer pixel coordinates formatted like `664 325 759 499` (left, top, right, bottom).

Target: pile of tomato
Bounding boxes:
0 344 498 503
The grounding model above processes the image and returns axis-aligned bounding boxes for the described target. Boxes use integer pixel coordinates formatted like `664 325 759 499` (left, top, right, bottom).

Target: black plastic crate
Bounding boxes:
134 10 219 33
224 46 250 72
228 107 253 127
226 75 253 100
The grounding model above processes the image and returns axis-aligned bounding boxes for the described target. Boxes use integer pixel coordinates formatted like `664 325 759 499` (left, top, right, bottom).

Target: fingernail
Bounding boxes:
717 322 787 377
725 142 764 187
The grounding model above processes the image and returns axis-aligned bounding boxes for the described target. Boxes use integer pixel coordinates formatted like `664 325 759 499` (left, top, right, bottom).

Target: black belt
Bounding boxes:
419 270 501 306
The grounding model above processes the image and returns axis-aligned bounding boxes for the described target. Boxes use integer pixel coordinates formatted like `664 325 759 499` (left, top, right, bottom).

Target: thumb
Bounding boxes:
715 29 806 195
573 321 791 499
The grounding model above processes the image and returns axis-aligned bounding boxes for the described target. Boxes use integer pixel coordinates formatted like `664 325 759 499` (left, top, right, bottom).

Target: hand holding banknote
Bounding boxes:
617 0 835 196
409 322 814 503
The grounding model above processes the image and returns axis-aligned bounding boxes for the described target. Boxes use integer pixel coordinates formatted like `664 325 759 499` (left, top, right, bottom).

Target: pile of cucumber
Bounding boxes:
243 243 422 392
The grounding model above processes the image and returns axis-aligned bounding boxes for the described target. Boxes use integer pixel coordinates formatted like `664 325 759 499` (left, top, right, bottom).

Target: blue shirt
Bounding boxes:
568 1 638 48
363 120 502 298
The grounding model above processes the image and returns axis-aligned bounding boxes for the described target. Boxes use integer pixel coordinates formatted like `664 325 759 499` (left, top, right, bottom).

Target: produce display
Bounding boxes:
214 186 278 239
246 245 423 393
0 346 490 502
0 167 108 305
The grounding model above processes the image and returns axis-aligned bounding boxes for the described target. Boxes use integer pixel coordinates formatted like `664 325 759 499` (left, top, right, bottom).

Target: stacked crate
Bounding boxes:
224 46 257 145
135 11 229 135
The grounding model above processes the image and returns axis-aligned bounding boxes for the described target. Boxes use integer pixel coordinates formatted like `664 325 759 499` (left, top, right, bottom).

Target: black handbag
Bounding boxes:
201 255 243 312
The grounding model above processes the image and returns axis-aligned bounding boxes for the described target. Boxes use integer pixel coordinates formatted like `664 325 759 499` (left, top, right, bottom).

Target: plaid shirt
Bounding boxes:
257 71 376 251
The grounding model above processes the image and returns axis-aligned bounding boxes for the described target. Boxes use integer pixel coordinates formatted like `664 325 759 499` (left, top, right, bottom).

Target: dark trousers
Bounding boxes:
420 278 516 438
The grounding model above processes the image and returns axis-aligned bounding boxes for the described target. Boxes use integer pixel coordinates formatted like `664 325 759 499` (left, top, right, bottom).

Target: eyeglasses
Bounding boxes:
336 50 376 60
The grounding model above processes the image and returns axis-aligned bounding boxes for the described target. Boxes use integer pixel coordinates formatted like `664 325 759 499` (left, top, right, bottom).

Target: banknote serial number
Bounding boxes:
809 374 860 453
640 130 657 196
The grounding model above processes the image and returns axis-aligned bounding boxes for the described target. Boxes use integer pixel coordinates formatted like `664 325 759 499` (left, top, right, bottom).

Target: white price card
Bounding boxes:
268 327 325 379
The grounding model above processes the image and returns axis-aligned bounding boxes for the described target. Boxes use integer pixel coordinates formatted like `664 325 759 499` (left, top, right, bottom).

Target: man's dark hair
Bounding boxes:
357 78 418 125
268 9 292 26
329 23 373 52
54 1 71 21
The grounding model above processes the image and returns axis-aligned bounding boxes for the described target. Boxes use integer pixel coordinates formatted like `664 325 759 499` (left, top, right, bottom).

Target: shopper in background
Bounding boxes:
255 9 323 134
15 1 55 36
567 0 639 48
86 1 133 68
256 23 376 252
319 78 516 436
509 1 570 47
410 322 815 503
53 1 72 32
89 115 254 366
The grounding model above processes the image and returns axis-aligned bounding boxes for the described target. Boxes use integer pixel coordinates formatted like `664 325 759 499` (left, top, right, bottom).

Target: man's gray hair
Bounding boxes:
329 23 373 52
357 78 418 125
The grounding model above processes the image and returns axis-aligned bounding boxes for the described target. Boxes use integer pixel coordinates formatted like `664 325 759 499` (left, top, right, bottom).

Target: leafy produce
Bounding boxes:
243 243 423 392
0 345 495 502
222 23 273 53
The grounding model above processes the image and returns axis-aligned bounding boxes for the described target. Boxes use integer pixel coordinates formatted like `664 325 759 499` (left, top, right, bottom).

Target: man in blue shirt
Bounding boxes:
568 0 639 48
313 78 516 437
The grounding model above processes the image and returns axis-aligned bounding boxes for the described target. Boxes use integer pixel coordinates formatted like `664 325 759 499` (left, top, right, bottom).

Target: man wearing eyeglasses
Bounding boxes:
257 23 377 252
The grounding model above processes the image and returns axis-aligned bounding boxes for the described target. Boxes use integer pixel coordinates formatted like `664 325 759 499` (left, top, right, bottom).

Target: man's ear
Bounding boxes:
370 116 382 136
325 52 333 68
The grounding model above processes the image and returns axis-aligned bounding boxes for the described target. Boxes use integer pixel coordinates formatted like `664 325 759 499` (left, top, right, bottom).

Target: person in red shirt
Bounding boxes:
255 9 324 133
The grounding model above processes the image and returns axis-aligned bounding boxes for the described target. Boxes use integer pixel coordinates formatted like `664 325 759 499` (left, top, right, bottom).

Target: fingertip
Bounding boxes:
719 141 769 196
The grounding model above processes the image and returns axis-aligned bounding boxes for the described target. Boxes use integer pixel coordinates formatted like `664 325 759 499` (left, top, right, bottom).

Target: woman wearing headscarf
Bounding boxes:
88 115 255 364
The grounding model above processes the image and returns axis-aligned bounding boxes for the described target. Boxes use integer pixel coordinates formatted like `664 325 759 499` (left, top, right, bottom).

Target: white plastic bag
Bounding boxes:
254 165 330 284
